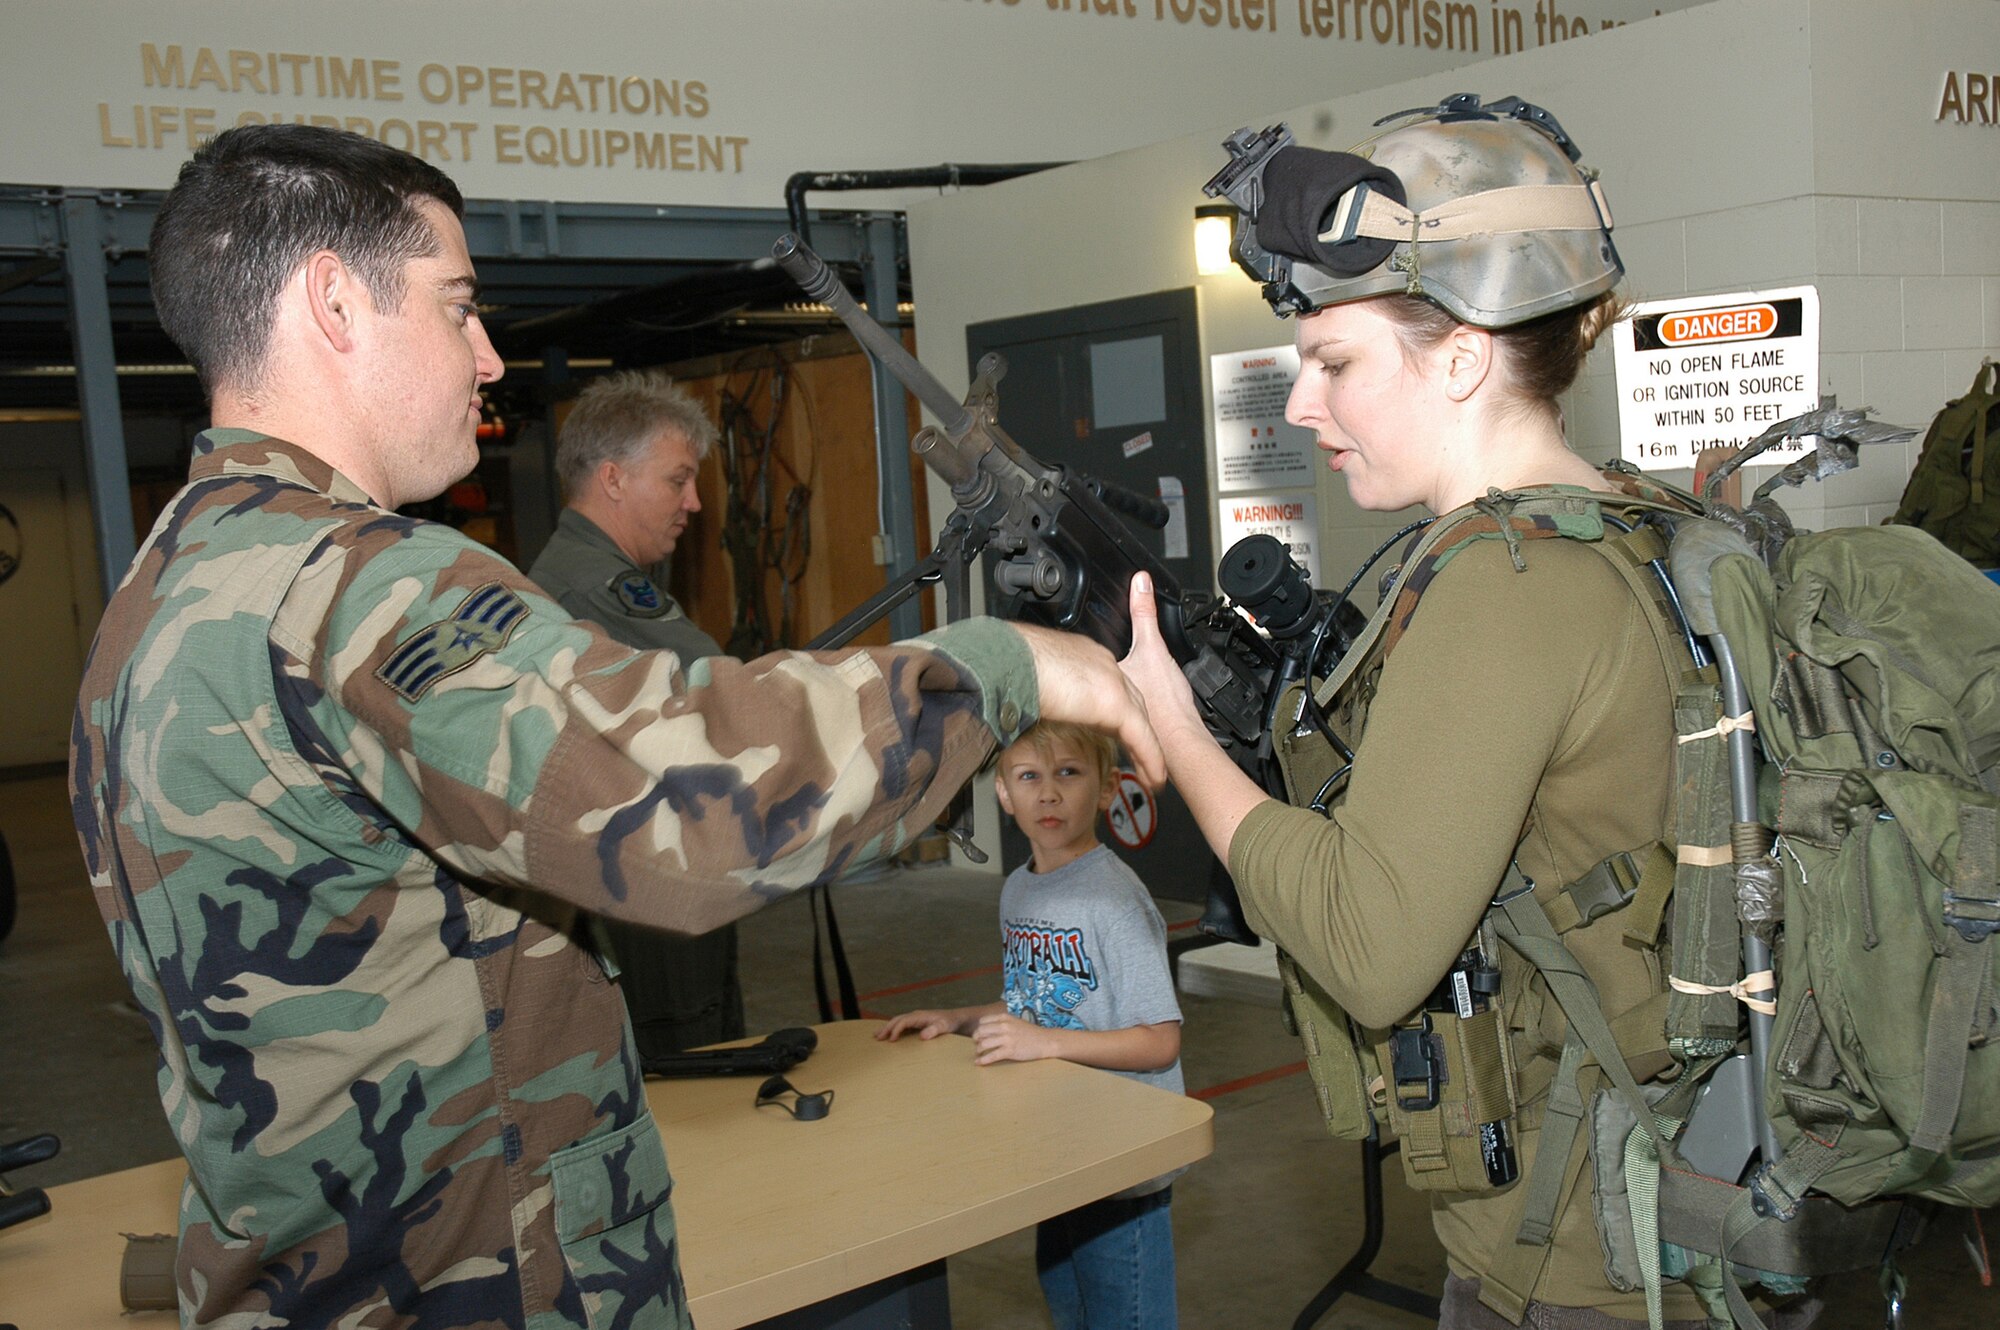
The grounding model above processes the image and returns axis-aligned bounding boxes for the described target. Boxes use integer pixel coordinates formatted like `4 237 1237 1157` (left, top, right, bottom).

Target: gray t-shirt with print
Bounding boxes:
999 844 1184 1098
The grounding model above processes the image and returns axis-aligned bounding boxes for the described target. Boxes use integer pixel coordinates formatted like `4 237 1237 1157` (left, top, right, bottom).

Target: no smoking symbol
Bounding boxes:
1104 769 1156 850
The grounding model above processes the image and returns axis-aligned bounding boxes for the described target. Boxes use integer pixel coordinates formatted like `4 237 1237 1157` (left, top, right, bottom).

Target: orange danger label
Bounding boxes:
1658 304 1778 346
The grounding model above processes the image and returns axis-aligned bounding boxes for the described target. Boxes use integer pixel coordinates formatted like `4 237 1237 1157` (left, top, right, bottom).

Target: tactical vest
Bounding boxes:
1271 475 1992 1329
1270 478 1699 1314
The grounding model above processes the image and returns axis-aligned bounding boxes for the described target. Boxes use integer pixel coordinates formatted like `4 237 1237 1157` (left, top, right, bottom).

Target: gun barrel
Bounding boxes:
772 234 972 435
912 427 979 491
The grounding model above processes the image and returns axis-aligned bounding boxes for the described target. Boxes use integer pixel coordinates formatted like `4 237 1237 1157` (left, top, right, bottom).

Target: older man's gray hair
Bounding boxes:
556 369 719 497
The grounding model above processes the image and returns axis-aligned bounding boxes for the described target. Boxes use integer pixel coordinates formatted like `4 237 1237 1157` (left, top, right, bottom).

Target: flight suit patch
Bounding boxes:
613 573 670 618
377 582 529 702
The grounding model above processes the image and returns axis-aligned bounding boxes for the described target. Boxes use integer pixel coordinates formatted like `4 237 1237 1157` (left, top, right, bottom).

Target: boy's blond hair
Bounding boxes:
1000 720 1121 789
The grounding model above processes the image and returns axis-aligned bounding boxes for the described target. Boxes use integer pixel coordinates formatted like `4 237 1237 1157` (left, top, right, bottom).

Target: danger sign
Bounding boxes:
1611 286 1821 473
1103 769 1156 851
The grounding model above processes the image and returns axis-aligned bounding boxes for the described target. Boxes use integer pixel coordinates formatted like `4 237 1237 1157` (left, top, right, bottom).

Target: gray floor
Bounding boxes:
3 769 1995 1328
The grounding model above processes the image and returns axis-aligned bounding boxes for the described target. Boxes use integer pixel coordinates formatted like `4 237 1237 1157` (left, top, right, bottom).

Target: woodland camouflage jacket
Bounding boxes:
70 431 1032 1329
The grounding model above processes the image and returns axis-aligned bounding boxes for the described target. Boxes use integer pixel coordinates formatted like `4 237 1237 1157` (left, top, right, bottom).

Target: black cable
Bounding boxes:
1293 517 1435 751
1600 512 1709 669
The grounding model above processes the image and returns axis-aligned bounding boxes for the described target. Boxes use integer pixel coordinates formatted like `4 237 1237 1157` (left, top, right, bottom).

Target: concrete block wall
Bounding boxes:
1569 194 2000 533
1564 0 2000 535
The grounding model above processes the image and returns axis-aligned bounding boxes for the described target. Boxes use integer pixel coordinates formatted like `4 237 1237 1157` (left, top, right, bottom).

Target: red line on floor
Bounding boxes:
856 963 1000 1003
1191 1060 1308 1101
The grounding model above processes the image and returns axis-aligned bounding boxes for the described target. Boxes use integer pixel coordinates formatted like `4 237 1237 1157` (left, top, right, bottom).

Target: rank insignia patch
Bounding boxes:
377 582 529 702
613 573 668 617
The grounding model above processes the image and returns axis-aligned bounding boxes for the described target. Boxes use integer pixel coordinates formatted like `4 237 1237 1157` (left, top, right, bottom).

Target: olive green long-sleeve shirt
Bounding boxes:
1230 528 1695 1318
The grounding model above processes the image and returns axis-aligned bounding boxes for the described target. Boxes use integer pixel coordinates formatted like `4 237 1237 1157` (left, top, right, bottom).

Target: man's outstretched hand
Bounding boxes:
1016 620 1165 789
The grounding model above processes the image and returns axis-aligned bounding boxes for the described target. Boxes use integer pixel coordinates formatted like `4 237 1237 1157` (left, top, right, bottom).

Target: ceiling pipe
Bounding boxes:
783 162 1070 251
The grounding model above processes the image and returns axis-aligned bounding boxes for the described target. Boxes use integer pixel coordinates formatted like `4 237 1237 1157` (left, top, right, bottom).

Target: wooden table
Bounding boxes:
0 1020 1212 1328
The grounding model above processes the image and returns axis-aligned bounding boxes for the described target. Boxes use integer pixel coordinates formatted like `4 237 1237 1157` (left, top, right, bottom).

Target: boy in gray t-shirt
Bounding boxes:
876 720 1183 1329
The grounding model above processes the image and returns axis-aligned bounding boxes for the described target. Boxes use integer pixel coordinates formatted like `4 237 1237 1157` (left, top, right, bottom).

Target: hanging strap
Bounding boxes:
1487 871 1683 1319
1620 1057 1722 1330
809 882 860 1021
1880 921 1989 1191
1622 843 1680 949
1480 1104 1600 1320
1624 1103 1685 1330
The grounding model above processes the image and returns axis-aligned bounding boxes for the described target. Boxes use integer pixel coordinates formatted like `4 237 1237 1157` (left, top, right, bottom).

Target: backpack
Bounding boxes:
1658 515 2000 1327
1889 361 2000 567
1267 413 2000 1330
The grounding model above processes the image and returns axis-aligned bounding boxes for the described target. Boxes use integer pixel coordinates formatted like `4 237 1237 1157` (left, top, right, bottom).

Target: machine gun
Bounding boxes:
775 234 1362 941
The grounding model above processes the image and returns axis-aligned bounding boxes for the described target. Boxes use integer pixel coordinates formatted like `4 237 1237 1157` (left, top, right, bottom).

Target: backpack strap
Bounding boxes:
1310 482 1693 714
1478 1072 1597 1323
1476 868 1689 1326
1537 846 1677 937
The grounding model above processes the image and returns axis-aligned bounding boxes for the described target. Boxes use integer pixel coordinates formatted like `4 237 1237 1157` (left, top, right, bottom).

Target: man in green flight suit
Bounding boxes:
529 370 745 1057
70 124 1159 1330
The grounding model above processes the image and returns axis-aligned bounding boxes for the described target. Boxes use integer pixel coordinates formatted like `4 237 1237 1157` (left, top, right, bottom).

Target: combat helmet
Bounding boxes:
1203 93 1620 329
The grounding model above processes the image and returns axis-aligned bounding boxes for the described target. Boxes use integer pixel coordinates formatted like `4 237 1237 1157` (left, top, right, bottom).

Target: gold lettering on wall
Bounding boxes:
1938 71 1999 125
952 0 1643 56
105 42 740 171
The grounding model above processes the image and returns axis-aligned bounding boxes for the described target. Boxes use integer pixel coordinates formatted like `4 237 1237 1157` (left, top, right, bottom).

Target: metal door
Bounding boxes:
967 289 1216 904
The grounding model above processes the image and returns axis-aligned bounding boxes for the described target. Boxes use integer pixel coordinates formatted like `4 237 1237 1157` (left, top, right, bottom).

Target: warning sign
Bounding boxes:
1611 286 1821 472
1210 345 1317 492
1217 492 1319 585
1104 769 1156 851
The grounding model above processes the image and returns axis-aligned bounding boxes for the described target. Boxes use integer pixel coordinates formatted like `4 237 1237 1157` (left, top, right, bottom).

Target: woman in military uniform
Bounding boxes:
1122 97 1817 1328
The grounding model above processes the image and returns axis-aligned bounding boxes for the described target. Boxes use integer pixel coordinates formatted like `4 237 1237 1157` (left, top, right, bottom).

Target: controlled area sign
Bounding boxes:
1612 287 1820 472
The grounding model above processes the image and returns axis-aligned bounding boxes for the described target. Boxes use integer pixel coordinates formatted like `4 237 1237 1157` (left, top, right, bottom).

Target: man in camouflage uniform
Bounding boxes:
529 370 745 1058
70 124 1159 1330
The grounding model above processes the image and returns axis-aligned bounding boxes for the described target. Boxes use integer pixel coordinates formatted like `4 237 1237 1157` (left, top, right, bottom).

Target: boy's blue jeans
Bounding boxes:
1034 1185 1177 1330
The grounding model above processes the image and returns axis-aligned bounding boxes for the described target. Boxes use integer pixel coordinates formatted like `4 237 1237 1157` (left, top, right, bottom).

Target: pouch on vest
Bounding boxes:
1270 678 1382 1143
1371 958 1521 1194
1276 948 1378 1141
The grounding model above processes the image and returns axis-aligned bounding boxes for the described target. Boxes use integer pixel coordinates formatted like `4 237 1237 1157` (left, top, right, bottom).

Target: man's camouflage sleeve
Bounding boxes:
275 517 1037 932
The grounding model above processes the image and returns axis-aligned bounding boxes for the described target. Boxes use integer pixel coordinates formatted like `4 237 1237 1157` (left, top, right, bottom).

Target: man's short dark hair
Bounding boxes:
149 124 466 396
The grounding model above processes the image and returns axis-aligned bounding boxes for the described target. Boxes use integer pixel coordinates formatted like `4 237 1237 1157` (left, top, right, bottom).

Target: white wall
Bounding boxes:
910 0 2000 599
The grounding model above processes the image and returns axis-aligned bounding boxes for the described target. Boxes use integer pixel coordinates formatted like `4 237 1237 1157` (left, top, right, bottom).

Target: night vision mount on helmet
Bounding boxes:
1202 92 1622 328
